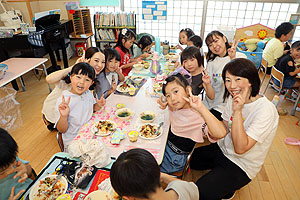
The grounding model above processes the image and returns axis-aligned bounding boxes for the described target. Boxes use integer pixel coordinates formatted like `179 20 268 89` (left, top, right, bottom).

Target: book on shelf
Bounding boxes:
97 29 116 41
95 12 135 27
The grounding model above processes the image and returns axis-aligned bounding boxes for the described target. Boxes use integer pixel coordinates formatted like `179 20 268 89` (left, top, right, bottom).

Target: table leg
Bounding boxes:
42 63 52 92
290 92 300 116
11 80 19 91
19 76 26 91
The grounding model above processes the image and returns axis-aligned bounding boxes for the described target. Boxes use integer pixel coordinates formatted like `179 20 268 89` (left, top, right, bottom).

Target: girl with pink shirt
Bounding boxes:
159 73 216 173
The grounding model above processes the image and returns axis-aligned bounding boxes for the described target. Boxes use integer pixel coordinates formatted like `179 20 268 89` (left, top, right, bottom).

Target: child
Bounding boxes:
0 128 35 200
42 47 105 131
187 35 203 49
204 30 246 121
181 46 214 99
55 63 106 151
115 28 139 76
176 28 195 51
263 22 294 68
133 35 153 59
158 73 216 173
110 148 199 200
97 48 125 98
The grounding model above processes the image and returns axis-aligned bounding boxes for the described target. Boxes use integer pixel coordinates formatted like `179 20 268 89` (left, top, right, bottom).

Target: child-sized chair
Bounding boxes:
263 66 285 95
56 132 64 152
258 57 269 86
171 144 196 180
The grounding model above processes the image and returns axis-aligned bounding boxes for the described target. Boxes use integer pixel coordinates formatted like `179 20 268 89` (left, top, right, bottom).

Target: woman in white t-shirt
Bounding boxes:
204 31 247 120
184 58 279 199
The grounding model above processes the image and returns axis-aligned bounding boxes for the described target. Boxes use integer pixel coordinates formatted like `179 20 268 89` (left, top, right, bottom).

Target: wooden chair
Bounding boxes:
56 132 64 152
258 57 270 86
171 144 196 180
263 66 285 95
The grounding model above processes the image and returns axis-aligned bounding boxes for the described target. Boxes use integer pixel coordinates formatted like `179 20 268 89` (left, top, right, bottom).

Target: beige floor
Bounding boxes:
5 57 300 200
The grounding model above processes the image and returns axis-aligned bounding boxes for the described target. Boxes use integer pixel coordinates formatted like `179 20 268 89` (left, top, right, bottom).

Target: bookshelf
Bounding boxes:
94 12 136 48
68 9 93 38
289 13 300 40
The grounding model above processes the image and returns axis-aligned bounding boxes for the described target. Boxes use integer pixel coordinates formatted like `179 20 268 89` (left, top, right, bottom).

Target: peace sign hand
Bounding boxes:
58 95 70 118
96 94 106 108
228 39 239 60
75 51 90 64
9 187 24 200
202 69 211 84
183 87 203 110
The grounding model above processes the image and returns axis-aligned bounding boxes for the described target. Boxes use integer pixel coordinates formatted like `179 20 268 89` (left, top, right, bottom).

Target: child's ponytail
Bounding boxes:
115 28 136 53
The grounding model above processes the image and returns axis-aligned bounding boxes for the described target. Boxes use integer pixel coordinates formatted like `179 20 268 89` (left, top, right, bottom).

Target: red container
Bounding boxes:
75 42 86 57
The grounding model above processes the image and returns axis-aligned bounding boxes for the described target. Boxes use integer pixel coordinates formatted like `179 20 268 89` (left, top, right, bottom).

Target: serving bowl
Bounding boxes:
140 111 156 123
115 108 134 121
133 63 144 71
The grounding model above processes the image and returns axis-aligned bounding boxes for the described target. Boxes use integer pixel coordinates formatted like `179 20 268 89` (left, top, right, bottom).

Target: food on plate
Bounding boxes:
95 120 116 135
128 131 139 142
140 111 156 123
120 83 130 90
117 83 134 93
139 124 161 138
115 108 133 121
153 82 163 93
117 111 130 118
32 176 67 200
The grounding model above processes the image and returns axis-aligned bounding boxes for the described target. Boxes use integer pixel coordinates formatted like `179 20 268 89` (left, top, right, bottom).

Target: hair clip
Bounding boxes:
122 28 127 36
162 80 167 85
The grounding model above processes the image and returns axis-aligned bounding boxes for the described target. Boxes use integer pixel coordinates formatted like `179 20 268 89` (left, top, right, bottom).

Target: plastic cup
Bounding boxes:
128 87 136 96
128 131 138 142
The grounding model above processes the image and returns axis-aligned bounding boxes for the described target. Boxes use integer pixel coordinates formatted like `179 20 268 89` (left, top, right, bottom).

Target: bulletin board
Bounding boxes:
142 0 167 20
80 0 119 6
234 23 275 41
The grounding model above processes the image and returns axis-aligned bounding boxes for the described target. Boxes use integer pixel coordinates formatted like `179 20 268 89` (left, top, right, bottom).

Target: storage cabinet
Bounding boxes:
68 9 93 38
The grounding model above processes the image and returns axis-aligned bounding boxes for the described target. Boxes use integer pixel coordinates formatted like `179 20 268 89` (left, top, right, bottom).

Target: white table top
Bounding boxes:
0 57 48 87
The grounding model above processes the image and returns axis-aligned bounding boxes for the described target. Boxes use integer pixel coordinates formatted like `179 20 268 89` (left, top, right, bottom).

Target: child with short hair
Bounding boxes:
55 63 106 151
133 35 153 59
181 46 214 99
0 128 35 200
187 35 203 49
263 22 294 68
158 73 216 173
96 48 125 98
110 148 199 200
115 28 139 76
176 28 195 51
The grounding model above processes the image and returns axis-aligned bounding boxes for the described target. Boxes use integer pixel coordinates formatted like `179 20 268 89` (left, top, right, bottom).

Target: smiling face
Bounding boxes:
89 52 105 75
122 38 135 50
179 32 188 45
207 34 227 57
106 57 120 72
182 57 200 75
291 47 300 60
225 71 252 101
70 71 94 95
165 81 190 110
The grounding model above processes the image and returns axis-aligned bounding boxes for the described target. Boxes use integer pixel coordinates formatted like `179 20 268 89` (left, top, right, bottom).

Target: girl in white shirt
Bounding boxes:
204 31 247 120
55 63 105 151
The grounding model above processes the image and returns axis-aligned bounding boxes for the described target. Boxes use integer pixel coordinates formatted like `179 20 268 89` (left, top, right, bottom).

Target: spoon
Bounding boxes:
154 122 164 135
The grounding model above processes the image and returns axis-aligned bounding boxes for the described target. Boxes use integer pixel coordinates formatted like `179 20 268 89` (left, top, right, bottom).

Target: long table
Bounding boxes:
75 77 169 164
0 58 52 92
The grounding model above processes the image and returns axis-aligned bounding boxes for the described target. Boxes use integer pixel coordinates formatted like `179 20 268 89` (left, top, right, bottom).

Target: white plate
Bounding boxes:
92 120 117 136
84 190 111 200
29 174 68 200
138 123 163 140
116 83 134 93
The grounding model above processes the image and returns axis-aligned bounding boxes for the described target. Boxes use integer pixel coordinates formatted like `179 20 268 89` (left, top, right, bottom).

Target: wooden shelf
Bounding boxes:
68 9 93 38
95 26 136 29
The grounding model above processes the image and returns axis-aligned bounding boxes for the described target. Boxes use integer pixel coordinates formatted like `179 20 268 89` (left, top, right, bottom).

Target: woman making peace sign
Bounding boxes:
184 58 279 200
203 31 247 120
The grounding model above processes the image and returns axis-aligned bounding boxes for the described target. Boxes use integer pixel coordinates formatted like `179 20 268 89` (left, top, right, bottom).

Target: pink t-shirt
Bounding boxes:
115 46 131 76
169 108 216 143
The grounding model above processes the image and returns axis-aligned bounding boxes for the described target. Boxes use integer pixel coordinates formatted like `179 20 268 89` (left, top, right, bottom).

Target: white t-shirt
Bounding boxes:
203 52 247 114
262 38 284 67
42 80 72 123
165 180 199 200
220 96 279 179
55 90 96 148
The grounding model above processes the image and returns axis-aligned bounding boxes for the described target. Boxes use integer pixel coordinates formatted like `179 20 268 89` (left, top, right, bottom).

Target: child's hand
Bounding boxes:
116 66 122 74
111 80 117 92
228 39 239 60
9 187 24 200
58 95 70 118
75 51 90 64
13 161 28 183
232 85 248 113
157 96 168 110
176 44 183 51
202 69 211 84
183 87 204 110
96 94 106 107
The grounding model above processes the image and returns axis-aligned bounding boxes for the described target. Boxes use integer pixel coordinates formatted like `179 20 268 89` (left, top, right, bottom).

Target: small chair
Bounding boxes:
171 144 196 180
258 57 270 86
56 132 64 152
263 66 285 95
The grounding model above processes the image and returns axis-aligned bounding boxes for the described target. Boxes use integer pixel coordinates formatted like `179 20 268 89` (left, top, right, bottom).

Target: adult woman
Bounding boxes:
184 58 279 199
42 47 105 130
